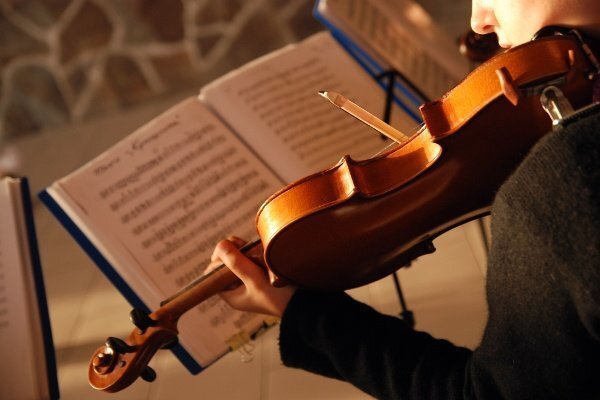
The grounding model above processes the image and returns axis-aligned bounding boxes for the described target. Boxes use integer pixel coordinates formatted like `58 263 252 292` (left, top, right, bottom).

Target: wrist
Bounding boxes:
271 286 298 317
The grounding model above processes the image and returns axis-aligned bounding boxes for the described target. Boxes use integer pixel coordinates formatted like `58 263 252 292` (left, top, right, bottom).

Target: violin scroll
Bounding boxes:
88 240 262 392
88 310 178 392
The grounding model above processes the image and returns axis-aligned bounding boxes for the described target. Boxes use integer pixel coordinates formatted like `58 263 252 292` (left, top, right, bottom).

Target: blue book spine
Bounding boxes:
20 178 61 400
38 189 202 375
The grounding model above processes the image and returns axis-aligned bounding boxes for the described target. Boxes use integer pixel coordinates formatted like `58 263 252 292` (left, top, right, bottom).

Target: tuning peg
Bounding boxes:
130 308 157 333
106 337 136 354
140 366 157 382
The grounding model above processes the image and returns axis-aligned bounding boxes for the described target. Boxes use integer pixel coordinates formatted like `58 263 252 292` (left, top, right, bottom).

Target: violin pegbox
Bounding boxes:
88 310 178 392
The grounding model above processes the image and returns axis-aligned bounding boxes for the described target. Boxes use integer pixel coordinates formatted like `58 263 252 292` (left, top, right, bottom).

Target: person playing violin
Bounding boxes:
210 1 600 398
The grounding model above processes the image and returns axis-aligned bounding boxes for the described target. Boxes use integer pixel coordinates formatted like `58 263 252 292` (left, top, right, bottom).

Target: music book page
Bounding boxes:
201 32 417 183
47 99 282 366
0 177 56 400
316 0 470 99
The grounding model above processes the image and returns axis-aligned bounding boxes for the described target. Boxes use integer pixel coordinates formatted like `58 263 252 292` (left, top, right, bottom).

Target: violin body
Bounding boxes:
257 35 596 290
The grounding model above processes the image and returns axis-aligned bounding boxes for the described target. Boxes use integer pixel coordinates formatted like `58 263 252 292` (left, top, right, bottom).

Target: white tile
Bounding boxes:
258 324 286 373
266 367 374 400
394 226 488 349
66 277 134 346
58 350 154 400
363 274 405 316
150 345 263 400
34 210 99 350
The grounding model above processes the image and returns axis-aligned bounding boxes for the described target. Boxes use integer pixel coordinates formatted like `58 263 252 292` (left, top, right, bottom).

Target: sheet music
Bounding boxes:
319 0 470 100
202 32 418 183
52 99 283 365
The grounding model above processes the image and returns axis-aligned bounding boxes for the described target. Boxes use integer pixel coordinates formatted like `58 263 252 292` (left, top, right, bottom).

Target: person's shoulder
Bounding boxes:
553 103 600 174
528 102 600 168
558 102 600 137
492 102 600 219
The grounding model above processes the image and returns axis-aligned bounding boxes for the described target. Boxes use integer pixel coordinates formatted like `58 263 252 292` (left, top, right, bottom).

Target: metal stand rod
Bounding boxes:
375 69 417 327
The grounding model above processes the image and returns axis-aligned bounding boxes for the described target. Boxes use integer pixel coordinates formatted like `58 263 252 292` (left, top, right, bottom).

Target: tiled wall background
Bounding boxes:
0 0 470 143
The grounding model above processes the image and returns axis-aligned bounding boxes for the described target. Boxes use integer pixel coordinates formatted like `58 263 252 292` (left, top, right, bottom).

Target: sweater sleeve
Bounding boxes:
279 289 474 400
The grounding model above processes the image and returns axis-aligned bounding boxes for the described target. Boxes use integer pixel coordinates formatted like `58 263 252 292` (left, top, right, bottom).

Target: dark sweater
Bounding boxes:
279 106 600 399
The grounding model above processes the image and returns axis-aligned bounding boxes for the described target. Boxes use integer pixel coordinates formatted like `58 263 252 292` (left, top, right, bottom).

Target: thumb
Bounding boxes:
212 239 267 288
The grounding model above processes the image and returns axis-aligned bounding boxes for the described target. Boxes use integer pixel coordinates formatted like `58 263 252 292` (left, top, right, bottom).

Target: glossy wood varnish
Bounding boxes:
256 36 595 289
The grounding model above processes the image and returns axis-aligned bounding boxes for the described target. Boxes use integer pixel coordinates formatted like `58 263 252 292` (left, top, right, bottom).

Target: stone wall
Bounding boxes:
0 0 322 141
0 0 470 143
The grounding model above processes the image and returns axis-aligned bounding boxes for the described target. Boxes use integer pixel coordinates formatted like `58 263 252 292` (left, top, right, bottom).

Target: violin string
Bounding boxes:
372 123 426 157
160 238 261 306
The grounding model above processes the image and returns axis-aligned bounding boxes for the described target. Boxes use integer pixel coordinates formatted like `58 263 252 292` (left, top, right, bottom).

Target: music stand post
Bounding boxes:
374 69 416 328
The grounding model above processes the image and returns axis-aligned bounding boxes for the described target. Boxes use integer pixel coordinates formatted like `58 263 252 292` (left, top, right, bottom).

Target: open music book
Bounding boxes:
39 0 466 375
0 177 59 400
314 0 470 103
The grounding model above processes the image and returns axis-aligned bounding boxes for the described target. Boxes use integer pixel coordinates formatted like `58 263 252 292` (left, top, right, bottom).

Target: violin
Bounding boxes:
256 32 598 290
88 30 599 392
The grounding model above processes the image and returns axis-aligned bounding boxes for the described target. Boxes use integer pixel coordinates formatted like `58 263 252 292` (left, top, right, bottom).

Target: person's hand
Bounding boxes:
210 237 297 317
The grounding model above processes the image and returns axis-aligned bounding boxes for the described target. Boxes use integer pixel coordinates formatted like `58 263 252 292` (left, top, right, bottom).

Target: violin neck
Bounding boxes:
156 264 239 321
